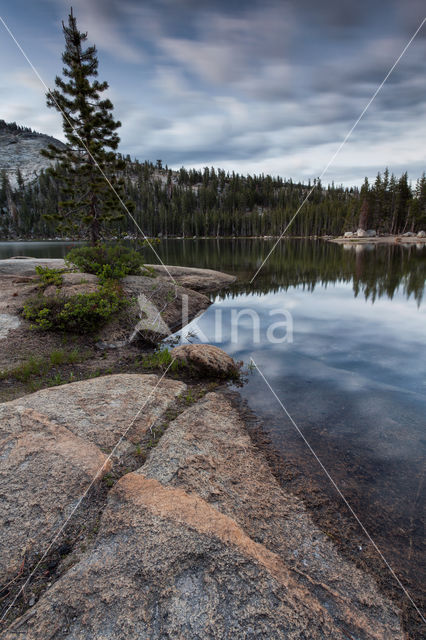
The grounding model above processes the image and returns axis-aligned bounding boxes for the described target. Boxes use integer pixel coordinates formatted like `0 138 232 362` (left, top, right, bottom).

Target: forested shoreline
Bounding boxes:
1 155 426 239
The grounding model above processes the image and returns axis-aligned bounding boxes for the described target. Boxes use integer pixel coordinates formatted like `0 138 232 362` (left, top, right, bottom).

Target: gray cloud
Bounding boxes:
2 0 425 185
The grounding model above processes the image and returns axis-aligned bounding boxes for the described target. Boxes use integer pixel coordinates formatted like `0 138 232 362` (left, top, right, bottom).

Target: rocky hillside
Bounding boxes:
0 120 64 187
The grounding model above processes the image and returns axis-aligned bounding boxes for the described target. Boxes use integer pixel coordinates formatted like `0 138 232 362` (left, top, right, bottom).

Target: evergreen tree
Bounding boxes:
358 177 370 230
41 8 131 244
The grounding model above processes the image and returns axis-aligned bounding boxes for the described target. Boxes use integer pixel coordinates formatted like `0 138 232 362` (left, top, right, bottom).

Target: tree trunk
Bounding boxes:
90 194 100 245
358 199 369 230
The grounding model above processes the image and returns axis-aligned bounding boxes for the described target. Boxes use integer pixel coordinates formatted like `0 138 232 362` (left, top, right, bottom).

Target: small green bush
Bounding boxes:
65 243 146 280
22 281 126 333
35 265 66 287
139 348 181 372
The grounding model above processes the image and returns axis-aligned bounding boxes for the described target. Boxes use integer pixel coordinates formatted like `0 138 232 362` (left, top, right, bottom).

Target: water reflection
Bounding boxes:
154 239 426 305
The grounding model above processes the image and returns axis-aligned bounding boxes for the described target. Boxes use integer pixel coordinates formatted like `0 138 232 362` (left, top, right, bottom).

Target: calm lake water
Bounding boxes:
1 238 425 631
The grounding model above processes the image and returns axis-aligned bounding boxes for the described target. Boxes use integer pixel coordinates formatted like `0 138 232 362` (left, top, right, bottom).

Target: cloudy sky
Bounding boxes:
0 0 425 185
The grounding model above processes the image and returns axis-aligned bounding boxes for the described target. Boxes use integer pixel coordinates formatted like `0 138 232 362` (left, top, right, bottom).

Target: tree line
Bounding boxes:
1 161 426 239
0 120 35 134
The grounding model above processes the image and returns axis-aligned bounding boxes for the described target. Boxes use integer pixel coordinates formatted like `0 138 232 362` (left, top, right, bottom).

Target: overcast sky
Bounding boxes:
0 0 425 185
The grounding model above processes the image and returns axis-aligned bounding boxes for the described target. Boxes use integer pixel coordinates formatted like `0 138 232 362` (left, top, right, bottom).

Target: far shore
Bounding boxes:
1 234 426 245
330 235 426 244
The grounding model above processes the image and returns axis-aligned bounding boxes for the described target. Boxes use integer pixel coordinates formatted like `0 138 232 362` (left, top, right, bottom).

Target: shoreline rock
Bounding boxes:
3 389 404 638
330 234 426 245
0 258 233 365
0 374 186 588
0 258 237 294
170 343 240 378
145 264 236 292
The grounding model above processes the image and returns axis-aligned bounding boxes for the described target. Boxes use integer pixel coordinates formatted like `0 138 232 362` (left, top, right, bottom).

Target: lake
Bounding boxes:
1 238 425 633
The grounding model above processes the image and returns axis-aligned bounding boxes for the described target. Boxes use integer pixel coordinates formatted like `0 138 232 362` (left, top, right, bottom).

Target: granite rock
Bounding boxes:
170 344 239 378
6 393 403 639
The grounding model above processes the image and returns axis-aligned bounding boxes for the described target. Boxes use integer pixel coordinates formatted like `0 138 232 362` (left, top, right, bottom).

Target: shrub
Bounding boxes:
139 348 181 372
65 243 146 280
35 265 66 287
22 281 126 333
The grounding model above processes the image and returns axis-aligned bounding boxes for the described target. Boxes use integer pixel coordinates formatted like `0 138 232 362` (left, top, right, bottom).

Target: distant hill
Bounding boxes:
0 120 65 187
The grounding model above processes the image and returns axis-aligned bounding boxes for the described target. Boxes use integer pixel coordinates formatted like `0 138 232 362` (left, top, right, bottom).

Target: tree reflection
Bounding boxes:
154 239 426 306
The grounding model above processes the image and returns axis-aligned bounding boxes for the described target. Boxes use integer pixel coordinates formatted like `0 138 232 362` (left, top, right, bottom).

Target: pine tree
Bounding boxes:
358 177 370 230
41 8 132 244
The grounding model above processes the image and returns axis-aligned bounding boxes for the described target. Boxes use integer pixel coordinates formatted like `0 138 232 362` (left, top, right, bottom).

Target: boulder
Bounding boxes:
122 276 210 343
417 230 426 238
171 344 239 378
356 228 368 237
343 231 353 238
6 393 403 639
402 232 415 237
130 292 172 344
366 229 376 237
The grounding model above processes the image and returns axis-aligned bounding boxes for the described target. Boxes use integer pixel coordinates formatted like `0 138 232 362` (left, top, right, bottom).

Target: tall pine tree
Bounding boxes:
42 8 132 244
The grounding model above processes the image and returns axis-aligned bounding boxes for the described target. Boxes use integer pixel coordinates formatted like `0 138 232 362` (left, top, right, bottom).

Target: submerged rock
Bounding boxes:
171 343 239 378
5 392 403 639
